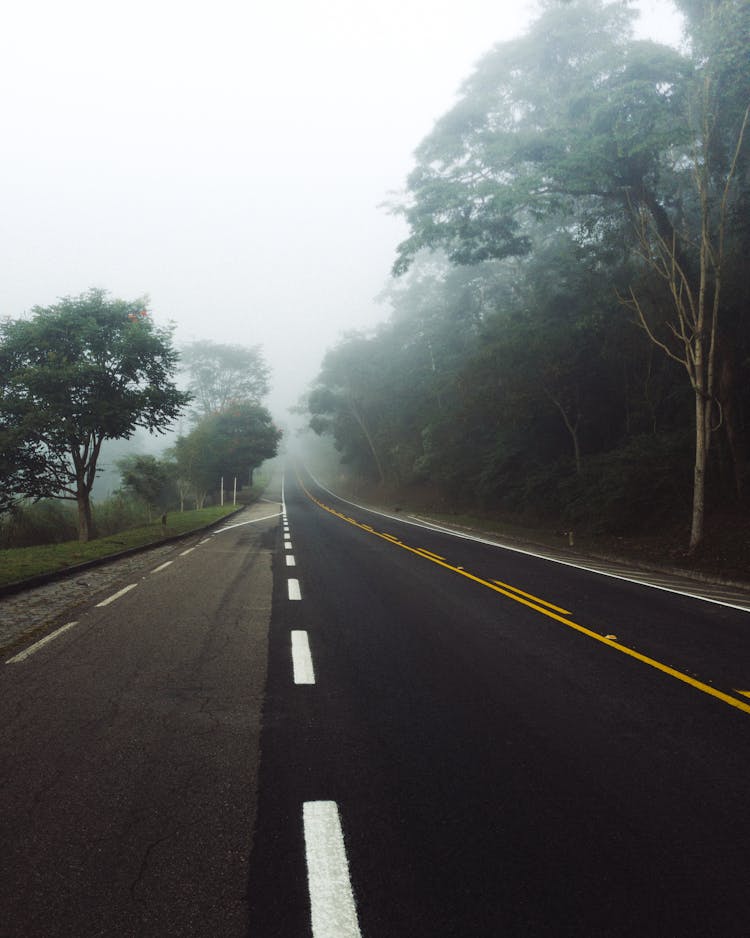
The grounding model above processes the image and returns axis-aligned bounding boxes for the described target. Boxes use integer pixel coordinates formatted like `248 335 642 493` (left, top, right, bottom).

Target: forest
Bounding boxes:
307 0 750 558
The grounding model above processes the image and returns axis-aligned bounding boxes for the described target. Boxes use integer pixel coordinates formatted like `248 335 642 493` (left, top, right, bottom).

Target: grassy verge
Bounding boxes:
0 505 237 588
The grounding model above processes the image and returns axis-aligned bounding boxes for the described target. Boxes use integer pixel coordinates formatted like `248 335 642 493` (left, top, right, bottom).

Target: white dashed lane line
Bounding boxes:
303 801 362 938
280 481 361 935
291 630 315 684
6 621 79 664
151 561 173 574
96 584 137 607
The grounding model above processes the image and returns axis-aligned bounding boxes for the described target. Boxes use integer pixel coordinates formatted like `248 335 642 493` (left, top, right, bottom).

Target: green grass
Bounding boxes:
0 505 238 588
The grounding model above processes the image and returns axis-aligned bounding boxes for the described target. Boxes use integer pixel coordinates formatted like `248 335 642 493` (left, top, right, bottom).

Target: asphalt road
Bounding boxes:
3 466 750 936
1 497 279 937
248 466 750 937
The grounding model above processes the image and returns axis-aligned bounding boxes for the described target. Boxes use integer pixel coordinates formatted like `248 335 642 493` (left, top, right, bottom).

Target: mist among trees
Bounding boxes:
0 296 281 542
308 0 749 552
169 341 280 509
0 290 189 540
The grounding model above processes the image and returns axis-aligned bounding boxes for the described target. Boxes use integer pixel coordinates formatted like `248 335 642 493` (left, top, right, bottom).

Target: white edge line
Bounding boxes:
288 578 302 600
214 510 283 533
291 630 315 684
6 621 79 664
304 468 750 614
303 801 361 938
286 555 296 566
96 583 137 607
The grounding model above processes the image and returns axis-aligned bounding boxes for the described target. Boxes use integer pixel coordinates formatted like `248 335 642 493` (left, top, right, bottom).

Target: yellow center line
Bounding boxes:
492 579 572 616
297 476 750 717
416 548 447 561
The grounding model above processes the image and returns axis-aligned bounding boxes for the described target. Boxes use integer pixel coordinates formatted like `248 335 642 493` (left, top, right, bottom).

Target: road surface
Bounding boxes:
3 466 750 936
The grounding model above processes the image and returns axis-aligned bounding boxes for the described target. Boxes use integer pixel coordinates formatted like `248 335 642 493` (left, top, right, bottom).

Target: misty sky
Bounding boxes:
2 0 683 420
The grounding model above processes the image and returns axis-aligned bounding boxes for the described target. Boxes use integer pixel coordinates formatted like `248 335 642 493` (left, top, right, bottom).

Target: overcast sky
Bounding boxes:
1 0 683 420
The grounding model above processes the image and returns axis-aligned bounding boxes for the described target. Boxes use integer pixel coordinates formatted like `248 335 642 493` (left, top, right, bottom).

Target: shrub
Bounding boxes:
0 500 78 548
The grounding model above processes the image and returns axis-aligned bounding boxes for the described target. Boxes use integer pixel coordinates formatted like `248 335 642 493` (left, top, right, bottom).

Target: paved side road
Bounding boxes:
0 541 197 656
0 497 281 937
0 504 275 657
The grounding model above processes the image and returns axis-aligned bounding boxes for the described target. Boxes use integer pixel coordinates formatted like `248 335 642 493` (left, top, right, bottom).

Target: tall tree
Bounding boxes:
181 341 270 419
392 0 750 547
624 46 750 549
0 289 190 540
171 402 281 505
393 0 690 275
308 334 396 486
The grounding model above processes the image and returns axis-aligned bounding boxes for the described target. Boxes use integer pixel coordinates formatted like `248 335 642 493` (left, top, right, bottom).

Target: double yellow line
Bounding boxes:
300 479 750 718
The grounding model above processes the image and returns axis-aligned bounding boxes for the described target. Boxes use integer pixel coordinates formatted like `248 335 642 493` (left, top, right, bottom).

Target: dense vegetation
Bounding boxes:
114 342 280 517
168 341 281 509
0 293 281 544
308 0 749 553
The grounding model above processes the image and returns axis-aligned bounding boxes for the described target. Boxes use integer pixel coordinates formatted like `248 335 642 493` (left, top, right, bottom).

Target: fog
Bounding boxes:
1 0 682 420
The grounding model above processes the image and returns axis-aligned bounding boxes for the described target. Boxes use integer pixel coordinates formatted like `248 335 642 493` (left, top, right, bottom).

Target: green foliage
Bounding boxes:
0 289 190 539
171 402 281 506
0 505 237 588
393 0 691 274
89 494 153 537
309 0 750 543
558 432 694 533
0 500 78 548
116 454 174 519
181 340 270 419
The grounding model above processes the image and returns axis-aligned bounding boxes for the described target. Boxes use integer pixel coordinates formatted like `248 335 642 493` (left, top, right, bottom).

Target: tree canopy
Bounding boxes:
181 340 270 419
171 403 281 507
0 289 190 539
309 0 750 552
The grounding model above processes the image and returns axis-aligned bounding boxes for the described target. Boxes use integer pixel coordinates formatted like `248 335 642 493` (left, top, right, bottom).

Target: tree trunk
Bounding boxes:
349 398 386 486
690 392 709 552
547 392 582 474
718 337 745 500
76 489 95 542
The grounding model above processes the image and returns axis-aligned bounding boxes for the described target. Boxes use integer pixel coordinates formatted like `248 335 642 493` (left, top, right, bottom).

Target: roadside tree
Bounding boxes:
116 454 174 521
181 341 270 420
0 289 190 540
171 402 281 505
